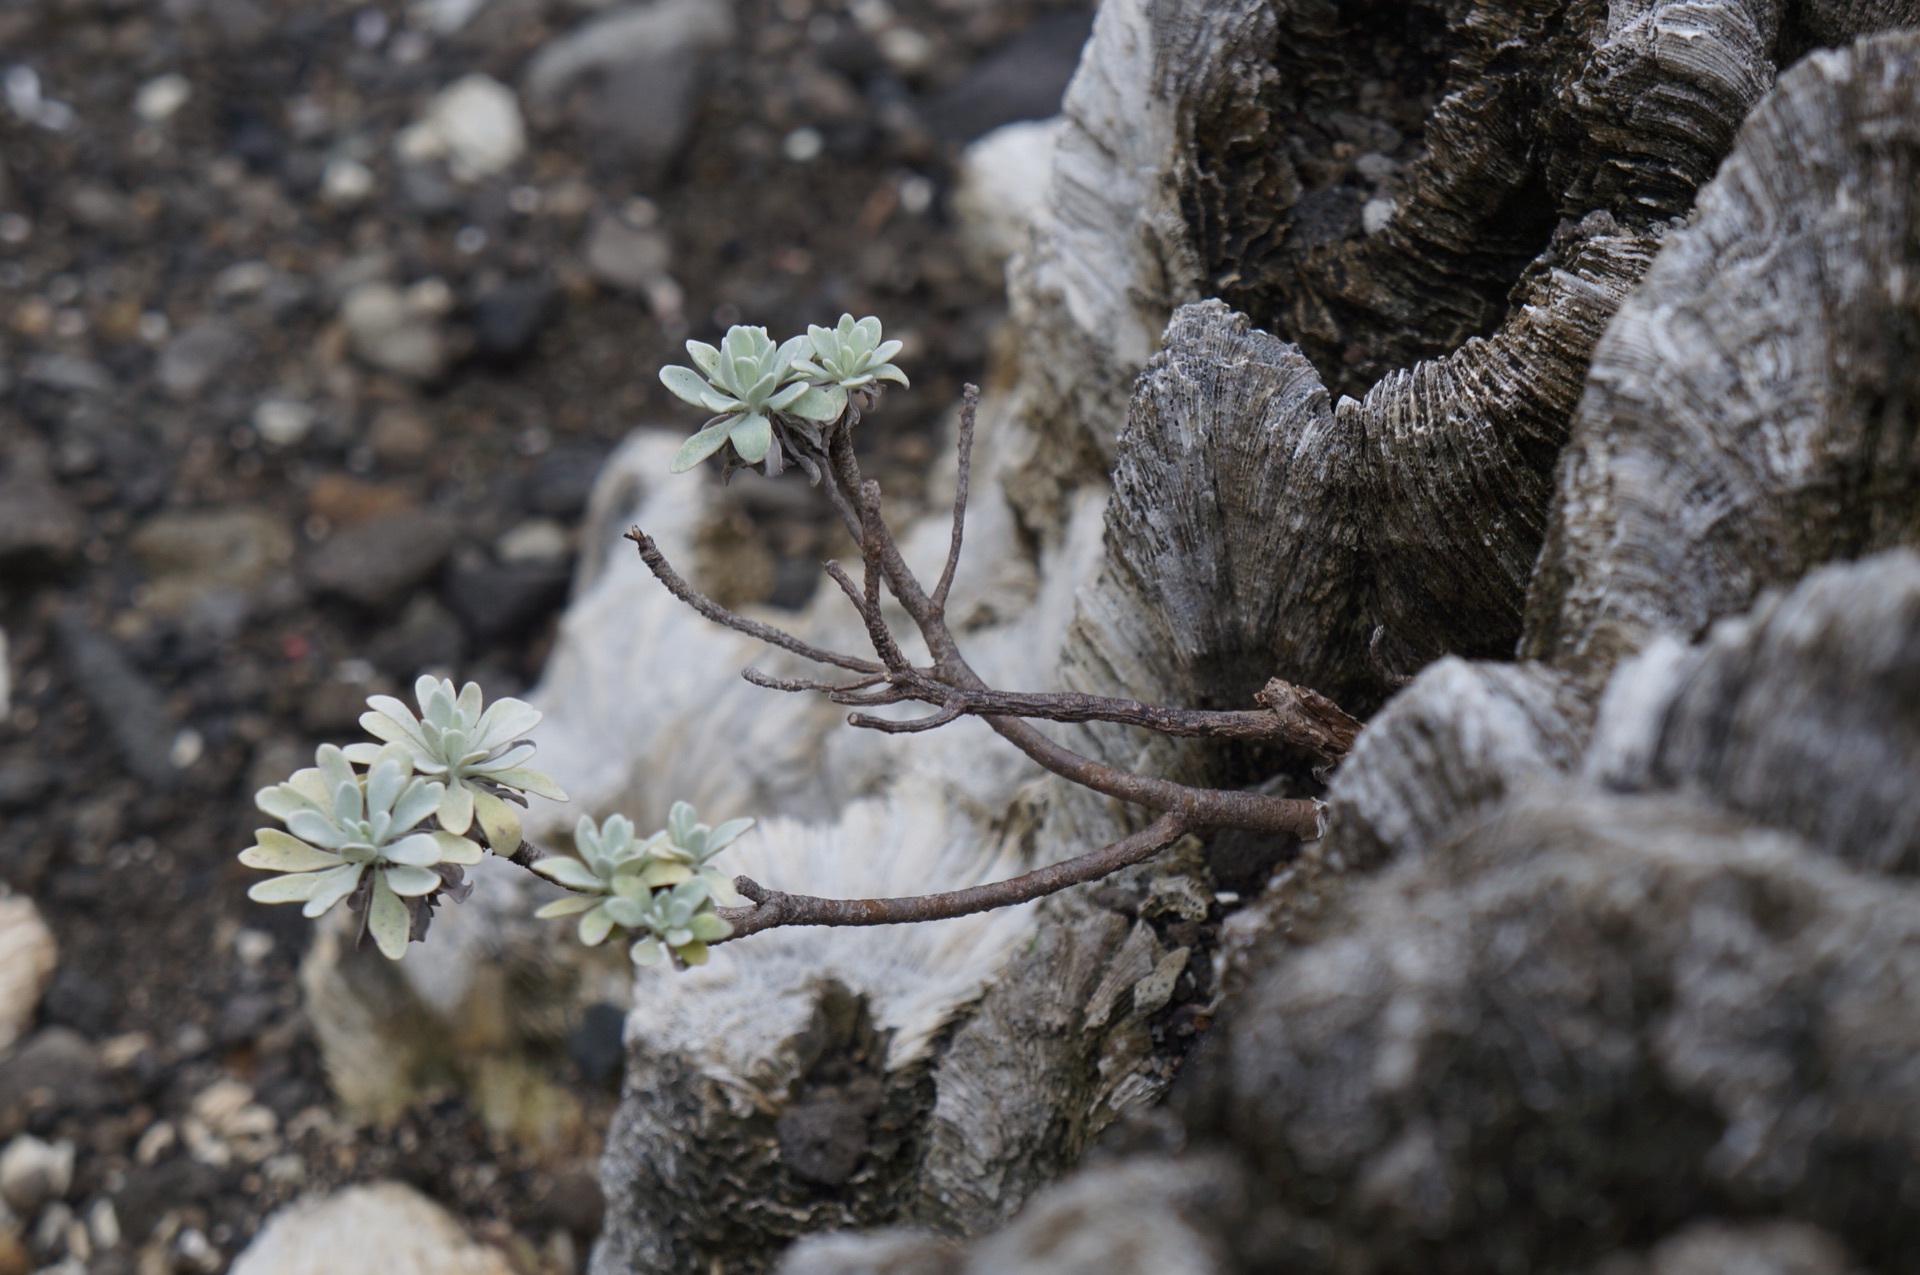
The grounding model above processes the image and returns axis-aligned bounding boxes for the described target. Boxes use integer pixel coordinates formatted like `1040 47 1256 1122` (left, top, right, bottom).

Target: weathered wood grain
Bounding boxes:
1524 31 1920 679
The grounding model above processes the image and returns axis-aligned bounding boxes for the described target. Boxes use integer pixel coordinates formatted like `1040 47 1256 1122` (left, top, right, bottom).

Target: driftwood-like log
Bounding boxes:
1589 548 1920 874
1190 788 1920 1272
1322 658 1593 870
766 20 1920 1273
1523 31 1920 680
1007 0 1861 703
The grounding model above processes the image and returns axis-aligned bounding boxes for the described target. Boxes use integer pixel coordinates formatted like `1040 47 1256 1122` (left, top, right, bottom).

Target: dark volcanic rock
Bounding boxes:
304 509 460 609
0 1028 108 1137
55 613 179 789
0 464 84 575
471 278 555 362
443 549 570 642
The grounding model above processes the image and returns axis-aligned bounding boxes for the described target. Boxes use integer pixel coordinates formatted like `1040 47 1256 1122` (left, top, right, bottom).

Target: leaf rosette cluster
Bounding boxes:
349 675 568 855
242 743 483 957
532 803 752 967
659 313 904 479
238 680 568 958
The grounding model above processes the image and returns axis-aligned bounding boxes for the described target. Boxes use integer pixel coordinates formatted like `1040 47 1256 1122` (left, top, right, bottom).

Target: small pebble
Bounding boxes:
781 127 823 162
0 1134 73 1214
132 74 190 123
252 399 315 448
321 158 374 205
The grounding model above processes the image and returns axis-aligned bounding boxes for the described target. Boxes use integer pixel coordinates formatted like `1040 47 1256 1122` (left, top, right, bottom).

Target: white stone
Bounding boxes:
230 1182 515 1275
132 74 190 123
253 398 316 447
394 75 525 182
0 896 56 1053
86 1199 119 1251
0 1135 73 1214
322 157 375 205
495 520 570 565
340 282 447 381
952 117 1061 285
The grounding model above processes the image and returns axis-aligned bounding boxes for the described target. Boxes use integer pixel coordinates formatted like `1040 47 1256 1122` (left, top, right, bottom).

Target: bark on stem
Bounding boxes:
712 811 1192 941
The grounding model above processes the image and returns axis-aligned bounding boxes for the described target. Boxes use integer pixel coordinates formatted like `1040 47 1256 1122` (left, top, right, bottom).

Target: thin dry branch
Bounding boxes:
846 702 963 734
932 383 978 612
813 413 1330 838
713 811 1191 940
823 560 910 671
740 667 889 696
627 529 881 674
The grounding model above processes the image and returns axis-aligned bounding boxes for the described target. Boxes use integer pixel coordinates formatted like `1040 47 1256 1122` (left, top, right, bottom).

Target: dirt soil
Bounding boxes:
0 0 1091 1269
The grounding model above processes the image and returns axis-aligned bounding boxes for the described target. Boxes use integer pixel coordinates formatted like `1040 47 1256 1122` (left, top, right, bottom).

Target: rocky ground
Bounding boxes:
0 0 1090 1269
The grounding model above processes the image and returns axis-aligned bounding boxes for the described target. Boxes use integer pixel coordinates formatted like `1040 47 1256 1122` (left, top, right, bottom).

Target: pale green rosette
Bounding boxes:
787 313 907 419
348 675 568 855
660 325 841 472
531 805 751 967
242 742 483 959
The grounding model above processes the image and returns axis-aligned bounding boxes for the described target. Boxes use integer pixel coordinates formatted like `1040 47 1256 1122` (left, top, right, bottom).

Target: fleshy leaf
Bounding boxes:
388 779 445 835
706 818 754 854
699 867 743 907
474 698 541 750
579 907 616 947
688 912 733 942
729 414 773 463
247 873 325 905
785 384 844 421
535 895 599 918
662 364 718 406
675 940 710 966
431 832 485 865
382 865 443 897
487 766 568 801
531 856 605 892
437 781 475 836
301 864 366 918
671 420 734 473
240 829 343 872
630 936 665 966
367 872 411 960
604 896 647 929
639 860 693 888
381 833 445 867
473 789 523 854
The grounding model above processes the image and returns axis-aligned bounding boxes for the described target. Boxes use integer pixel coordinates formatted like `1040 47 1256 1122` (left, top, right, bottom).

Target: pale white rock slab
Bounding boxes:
230 1182 513 1275
952 118 1061 285
0 896 56 1053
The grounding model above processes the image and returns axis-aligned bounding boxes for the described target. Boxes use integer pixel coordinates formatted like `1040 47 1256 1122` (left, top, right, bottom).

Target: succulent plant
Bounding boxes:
654 801 752 905
242 742 483 958
348 675 567 855
628 878 734 967
789 313 908 418
660 326 842 473
531 805 749 966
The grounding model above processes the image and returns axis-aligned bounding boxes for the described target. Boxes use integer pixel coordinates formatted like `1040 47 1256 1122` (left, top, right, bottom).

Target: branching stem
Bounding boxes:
712 812 1190 940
